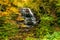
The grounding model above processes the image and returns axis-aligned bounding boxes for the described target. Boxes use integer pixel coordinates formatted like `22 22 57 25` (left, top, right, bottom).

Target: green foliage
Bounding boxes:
43 32 60 40
56 7 60 26
34 14 55 38
26 37 40 40
56 0 60 7
0 16 7 26
0 5 7 12
10 13 19 20
9 0 14 3
0 16 19 39
21 0 60 39
0 0 60 40
41 14 54 21
57 17 60 26
22 0 59 39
